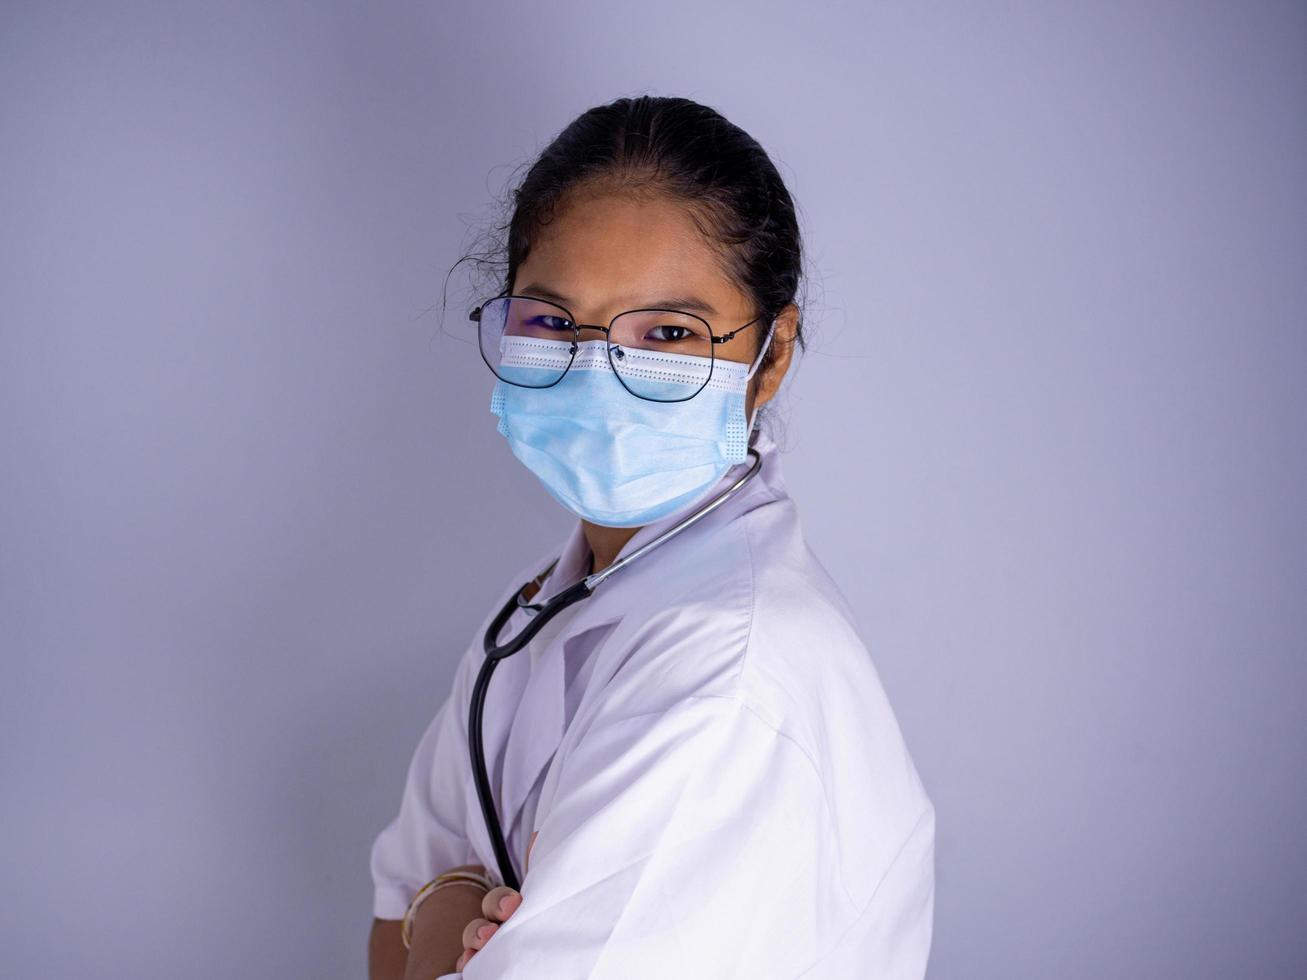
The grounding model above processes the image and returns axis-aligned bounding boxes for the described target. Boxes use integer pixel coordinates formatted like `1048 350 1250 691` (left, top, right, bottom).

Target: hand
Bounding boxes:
455 832 537 971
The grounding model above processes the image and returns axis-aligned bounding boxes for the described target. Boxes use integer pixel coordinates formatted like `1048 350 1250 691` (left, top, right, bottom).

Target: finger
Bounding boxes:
456 948 474 971
460 916 498 951
499 890 523 920
482 885 520 922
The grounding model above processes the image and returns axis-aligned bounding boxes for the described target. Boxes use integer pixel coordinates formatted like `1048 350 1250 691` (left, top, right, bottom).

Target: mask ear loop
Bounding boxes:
743 317 778 431
744 317 779 381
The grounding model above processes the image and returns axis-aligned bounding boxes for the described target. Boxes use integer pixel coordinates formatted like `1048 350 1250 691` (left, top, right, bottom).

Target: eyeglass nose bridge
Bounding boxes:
570 322 615 340
563 324 651 372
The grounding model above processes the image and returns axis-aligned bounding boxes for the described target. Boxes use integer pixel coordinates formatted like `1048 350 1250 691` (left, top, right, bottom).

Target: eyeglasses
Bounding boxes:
470 294 775 403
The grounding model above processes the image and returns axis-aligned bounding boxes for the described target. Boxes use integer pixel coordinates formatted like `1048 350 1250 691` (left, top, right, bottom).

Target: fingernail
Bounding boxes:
498 898 508 915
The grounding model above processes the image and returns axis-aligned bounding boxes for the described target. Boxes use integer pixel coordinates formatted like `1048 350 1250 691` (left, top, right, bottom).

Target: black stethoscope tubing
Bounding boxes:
467 447 763 891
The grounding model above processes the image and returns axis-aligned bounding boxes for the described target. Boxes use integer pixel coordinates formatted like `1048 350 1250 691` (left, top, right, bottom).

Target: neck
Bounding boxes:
581 520 641 576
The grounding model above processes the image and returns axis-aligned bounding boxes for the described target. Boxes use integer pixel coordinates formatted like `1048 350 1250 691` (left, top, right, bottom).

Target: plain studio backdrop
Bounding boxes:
1 2 1303 978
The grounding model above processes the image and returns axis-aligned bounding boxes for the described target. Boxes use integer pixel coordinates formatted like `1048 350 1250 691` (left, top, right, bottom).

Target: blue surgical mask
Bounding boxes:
489 332 774 527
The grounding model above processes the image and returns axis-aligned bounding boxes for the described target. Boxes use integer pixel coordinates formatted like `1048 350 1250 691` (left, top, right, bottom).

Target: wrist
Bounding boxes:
403 883 490 980
402 870 494 949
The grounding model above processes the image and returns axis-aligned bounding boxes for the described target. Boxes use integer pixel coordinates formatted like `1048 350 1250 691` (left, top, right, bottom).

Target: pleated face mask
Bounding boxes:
489 332 773 527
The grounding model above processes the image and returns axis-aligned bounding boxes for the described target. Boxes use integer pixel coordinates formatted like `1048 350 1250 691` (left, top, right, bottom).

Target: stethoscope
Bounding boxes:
468 446 764 891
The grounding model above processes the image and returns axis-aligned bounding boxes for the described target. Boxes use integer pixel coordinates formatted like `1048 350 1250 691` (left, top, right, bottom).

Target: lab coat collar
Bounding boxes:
611 423 784 565
535 423 784 604
533 521 593 603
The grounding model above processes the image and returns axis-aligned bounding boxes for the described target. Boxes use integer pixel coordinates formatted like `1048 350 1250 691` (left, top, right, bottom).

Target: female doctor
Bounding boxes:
368 95 934 980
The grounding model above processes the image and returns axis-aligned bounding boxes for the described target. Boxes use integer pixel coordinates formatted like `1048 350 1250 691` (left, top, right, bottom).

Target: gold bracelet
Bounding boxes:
401 870 495 949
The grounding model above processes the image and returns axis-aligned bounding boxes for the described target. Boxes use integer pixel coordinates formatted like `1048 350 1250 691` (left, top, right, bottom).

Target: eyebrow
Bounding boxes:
517 282 719 318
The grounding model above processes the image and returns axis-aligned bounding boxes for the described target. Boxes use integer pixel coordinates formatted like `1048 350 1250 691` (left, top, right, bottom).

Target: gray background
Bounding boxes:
2 2 1303 978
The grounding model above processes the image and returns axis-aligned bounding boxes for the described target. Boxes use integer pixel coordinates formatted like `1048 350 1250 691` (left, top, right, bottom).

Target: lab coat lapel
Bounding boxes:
497 643 565 853
495 520 600 866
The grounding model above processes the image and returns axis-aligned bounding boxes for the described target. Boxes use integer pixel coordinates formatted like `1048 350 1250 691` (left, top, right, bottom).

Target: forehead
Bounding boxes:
512 189 749 318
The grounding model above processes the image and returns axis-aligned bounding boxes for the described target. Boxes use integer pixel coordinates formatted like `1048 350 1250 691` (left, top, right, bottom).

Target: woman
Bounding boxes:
368 95 934 979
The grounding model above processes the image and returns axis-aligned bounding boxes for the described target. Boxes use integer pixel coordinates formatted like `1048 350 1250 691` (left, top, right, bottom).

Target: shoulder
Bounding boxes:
593 493 934 909
599 491 875 729
739 499 934 907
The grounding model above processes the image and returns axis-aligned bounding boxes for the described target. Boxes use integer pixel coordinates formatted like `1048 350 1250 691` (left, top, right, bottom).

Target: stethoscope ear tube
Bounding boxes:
470 578 594 890
468 652 522 891
484 579 592 662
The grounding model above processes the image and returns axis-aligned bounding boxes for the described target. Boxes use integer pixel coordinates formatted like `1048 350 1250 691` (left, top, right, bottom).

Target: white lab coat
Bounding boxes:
371 425 935 978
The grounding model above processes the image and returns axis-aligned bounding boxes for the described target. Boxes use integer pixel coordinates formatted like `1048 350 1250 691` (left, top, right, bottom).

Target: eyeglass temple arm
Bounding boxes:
713 312 780 344
709 316 778 377
712 319 758 344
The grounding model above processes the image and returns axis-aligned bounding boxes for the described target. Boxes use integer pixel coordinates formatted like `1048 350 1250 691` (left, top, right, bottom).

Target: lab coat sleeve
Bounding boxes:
448 694 865 980
831 804 935 979
369 646 479 920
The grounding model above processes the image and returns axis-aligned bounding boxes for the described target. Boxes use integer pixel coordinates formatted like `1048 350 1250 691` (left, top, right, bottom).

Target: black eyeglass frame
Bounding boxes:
469 293 774 403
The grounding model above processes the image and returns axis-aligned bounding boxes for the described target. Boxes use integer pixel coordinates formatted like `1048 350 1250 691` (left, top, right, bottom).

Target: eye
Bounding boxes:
648 324 694 343
531 315 575 333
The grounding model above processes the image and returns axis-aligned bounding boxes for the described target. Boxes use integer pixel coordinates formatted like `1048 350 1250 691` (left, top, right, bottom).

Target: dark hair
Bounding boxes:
451 95 808 418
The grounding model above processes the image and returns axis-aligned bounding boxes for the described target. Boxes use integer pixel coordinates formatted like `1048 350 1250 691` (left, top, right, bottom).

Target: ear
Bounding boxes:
747 303 800 417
